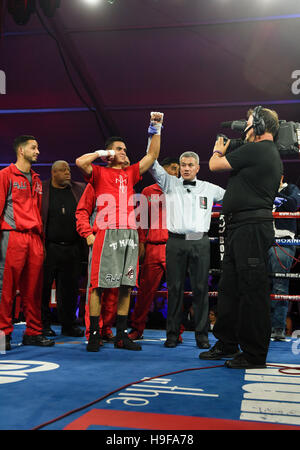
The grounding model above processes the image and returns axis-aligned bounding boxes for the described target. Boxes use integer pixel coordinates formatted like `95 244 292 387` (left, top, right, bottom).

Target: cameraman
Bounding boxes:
200 106 282 369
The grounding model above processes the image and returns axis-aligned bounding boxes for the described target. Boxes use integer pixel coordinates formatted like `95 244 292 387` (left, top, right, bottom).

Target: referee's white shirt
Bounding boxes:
150 160 225 234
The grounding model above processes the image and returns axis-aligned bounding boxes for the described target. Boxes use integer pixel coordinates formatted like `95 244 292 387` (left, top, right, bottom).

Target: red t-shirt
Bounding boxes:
87 163 141 230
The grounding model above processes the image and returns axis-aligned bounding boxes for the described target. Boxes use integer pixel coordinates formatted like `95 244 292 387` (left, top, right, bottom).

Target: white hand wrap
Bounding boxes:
148 111 164 135
95 150 115 160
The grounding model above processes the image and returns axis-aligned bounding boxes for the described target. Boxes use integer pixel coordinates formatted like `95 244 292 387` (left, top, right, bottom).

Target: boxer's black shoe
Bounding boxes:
87 331 102 352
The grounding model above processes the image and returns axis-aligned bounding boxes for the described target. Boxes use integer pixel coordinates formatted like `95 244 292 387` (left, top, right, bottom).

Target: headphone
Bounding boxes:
252 105 266 136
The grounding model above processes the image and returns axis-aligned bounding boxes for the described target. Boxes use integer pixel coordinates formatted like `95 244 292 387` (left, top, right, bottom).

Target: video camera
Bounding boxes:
218 119 300 158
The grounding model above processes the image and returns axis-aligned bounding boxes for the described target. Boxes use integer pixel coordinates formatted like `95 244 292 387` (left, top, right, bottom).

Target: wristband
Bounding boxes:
148 123 163 136
213 150 223 156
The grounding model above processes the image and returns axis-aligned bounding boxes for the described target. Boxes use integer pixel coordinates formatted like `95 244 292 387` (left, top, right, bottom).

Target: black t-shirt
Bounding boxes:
222 140 282 215
46 185 78 243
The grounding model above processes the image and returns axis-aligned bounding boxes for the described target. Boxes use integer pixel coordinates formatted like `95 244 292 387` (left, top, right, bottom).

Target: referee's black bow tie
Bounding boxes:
183 180 196 186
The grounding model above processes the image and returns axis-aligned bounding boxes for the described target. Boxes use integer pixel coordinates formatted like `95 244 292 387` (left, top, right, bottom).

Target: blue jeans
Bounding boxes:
268 245 296 329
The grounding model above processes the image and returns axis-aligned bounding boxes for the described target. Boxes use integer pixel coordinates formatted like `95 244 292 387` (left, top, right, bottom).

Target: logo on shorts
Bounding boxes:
126 266 134 280
105 274 121 283
109 239 137 250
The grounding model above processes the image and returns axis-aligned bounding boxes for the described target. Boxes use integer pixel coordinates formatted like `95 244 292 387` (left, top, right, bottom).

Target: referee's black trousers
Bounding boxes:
166 234 210 342
213 221 274 365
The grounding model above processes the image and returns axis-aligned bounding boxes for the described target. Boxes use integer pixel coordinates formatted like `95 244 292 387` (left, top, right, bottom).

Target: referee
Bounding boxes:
150 152 225 348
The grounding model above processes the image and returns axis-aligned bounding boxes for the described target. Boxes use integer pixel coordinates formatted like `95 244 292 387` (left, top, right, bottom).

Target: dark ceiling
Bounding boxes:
1 0 300 188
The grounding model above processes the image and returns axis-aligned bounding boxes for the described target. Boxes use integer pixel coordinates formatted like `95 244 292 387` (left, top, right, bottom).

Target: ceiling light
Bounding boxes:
82 0 102 5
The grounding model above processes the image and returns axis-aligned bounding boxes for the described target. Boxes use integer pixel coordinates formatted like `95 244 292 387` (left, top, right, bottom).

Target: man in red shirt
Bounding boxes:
0 135 55 350
76 157 130 343
76 182 118 343
76 112 164 352
128 157 179 340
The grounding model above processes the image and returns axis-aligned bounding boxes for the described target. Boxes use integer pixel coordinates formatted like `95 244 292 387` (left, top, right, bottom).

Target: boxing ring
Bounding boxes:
2 211 300 431
52 211 300 328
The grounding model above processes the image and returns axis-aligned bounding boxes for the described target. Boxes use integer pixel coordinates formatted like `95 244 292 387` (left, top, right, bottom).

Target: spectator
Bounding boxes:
269 176 300 340
41 160 86 337
0 135 55 350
